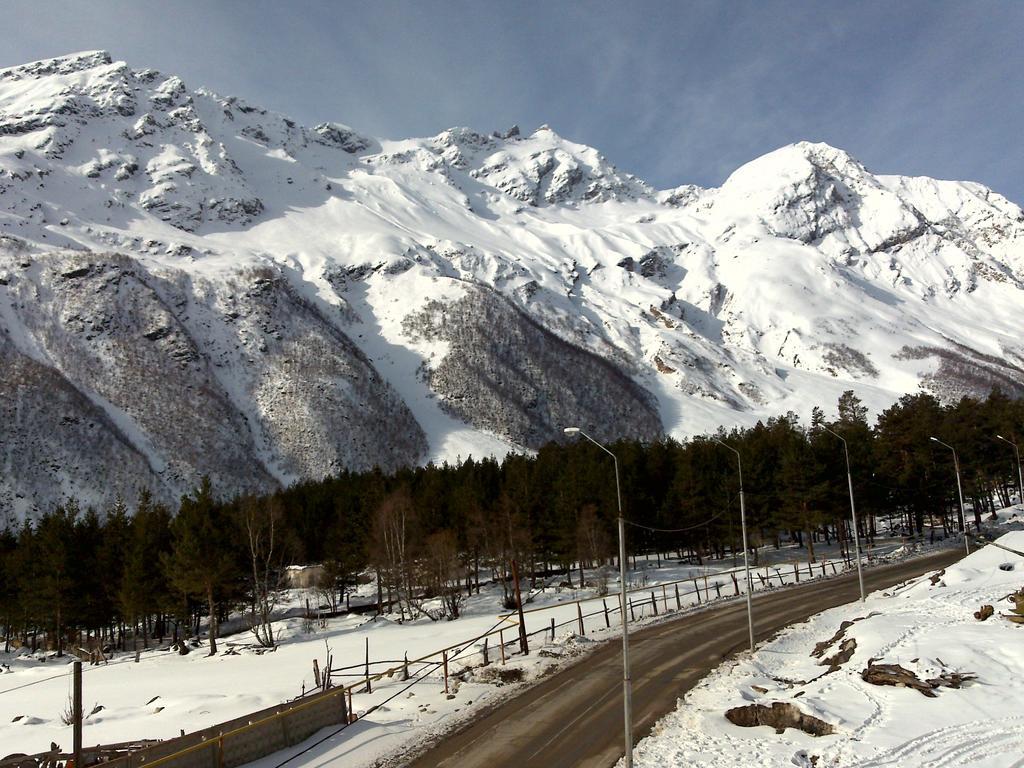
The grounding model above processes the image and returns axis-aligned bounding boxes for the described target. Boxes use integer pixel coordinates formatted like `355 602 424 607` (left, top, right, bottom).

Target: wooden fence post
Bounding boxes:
313 658 321 690
347 688 354 723
364 637 371 694
794 563 799 583
807 562 813 579
703 575 710 601
649 591 657 616
483 638 489 667
831 562 838 574
442 650 449 694
512 559 529 656
674 584 681 609
692 578 701 603
603 599 611 628
499 630 506 665
550 617 556 641
821 560 826 577
577 603 585 636
714 582 722 599
732 572 740 595
402 652 409 681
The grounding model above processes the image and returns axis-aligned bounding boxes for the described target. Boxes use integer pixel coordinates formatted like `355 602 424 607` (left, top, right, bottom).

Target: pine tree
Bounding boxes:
165 478 233 655
120 491 173 648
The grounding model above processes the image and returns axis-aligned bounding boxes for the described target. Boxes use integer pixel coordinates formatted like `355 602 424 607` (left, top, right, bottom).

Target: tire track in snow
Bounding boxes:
858 716 1024 767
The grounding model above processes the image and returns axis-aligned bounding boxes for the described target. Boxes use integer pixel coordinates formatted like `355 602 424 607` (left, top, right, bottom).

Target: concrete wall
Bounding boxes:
100 687 347 768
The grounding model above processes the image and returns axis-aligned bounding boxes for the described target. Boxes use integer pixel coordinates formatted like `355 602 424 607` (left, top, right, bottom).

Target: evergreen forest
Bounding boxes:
2 390 1022 655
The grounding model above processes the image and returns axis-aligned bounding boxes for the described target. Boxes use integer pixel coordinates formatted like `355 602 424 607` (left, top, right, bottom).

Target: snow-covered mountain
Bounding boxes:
2 51 1022 516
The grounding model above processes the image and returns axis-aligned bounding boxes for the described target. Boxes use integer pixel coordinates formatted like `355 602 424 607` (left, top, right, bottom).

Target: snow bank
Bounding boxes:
629 533 1024 767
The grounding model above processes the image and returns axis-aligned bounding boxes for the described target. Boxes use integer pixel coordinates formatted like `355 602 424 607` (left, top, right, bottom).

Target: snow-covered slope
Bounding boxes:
2 51 1023 514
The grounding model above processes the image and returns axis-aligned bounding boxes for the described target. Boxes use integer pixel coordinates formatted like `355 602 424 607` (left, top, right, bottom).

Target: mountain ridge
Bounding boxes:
1 51 1022 516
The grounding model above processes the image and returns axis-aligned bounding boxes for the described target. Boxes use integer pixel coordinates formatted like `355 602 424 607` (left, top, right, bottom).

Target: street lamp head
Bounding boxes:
929 436 940 443
563 427 580 435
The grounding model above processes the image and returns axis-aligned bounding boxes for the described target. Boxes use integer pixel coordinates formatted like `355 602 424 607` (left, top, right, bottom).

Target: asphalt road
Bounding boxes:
404 549 963 768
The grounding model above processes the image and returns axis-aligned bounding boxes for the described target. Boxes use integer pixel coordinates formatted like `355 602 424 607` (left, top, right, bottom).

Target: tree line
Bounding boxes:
1 389 1021 656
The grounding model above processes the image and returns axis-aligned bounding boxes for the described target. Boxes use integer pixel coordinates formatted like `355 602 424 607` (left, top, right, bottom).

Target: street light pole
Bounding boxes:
713 437 755 652
564 427 632 768
996 435 1024 510
822 426 866 602
930 437 970 555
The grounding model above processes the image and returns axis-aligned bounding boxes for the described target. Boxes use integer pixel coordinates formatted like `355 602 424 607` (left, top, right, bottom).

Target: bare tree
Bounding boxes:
576 503 611 590
241 495 284 647
370 488 418 620
423 530 465 620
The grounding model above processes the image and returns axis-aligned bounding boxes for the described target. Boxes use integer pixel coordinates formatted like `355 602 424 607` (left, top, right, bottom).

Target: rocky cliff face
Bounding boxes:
404 285 662 448
0 247 427 515
1 51 1023 514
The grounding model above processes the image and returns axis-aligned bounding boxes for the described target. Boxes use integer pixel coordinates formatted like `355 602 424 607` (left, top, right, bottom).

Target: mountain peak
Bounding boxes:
723 141 867 192
0 50 114 81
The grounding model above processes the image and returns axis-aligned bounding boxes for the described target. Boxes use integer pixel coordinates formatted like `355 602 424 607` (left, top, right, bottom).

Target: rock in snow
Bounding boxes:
1 51 1023 514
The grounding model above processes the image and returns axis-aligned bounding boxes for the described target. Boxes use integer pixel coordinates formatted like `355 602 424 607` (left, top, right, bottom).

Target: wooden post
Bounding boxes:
674 584 681 609
443 649 449 694
402 652 409 681
364 637 371 694
629 598 636 622
347 688 354 723
73 661 82 768
313 658 321 689
577 603 585 636
511 559 529 656
794 563 799 583
821 560 826 577
603 599 611 628
703 574 710 601
662 584 668 611
714 582 722 598
692 578 701 604
650 591 658 616
732 572 740 595
500 630 506 665
831 562 838 574
807 562 813 578
483 638 490 666
550 617 555 641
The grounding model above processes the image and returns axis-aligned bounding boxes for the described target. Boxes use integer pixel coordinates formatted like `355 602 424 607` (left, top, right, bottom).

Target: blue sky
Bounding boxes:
5 0 1023 201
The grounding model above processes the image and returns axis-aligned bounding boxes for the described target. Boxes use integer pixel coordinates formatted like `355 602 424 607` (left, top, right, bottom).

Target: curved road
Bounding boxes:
405 549 962 768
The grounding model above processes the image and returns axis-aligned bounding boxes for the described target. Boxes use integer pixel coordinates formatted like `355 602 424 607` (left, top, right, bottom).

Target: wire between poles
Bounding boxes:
624 507 729 533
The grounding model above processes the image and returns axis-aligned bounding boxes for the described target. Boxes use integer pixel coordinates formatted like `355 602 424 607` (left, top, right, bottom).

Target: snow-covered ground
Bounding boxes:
0 537 911 765
628 529 1024 768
